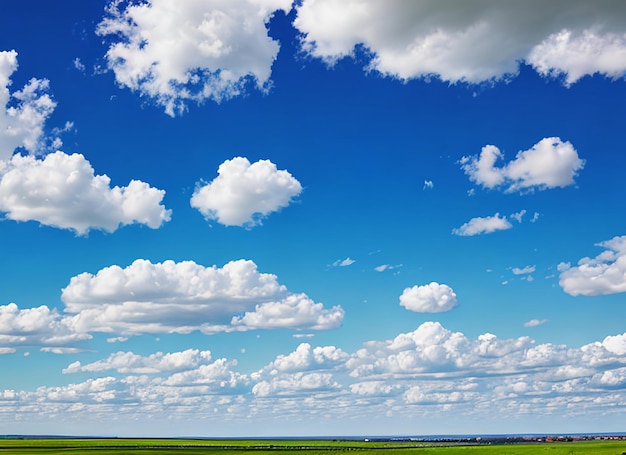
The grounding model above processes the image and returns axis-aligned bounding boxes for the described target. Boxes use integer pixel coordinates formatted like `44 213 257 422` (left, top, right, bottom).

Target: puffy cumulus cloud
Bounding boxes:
231 293 344 330
0 50 57 159
293 1 626 84
5 323 626 428
0 152 171 235
252 372 341 397
63 349 213 374
163 358 247 390
191 157 302 227
346 322 626 389
603 333 626 356
460 138 584 193
452 213 512 236
97 0 292 116
254 343 349 377
350 381 400 396
61 259 343 335
0 303 90 350
528 30 626 85
559 236 626 296
399 282 458 313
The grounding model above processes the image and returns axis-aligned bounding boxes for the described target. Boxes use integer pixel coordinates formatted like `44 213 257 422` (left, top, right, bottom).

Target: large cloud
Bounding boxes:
399 283 458 313
452 213 512 236
559 236 626 296
62 259 343 334
460 138 584 192
293 1 626 84
0 50 57 159
0 152 171 234
97 0 292 116
191 157 302 227
4 322 626 431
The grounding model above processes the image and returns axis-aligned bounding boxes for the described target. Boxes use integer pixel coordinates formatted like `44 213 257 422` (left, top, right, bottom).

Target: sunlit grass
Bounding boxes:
0 439 625 454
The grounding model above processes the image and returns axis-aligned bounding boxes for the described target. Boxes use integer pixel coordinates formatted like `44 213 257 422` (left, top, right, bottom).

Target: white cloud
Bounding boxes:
191 157 302 227
0 303 90 349
255 343 349 377
374 264 402 272
231 293 344 330
73 58 86 73
106 337 128 344
5 321 626 431
0 152 171 235
164 358 247 390
63 349 213 374
252 372 340 397
452 213 512 236
293 1 626 84
399 283 458 313
512 265 536 275
524 319 548 328
0 50 57 159
510 209 526 223
559 236 626 296
460 138 584 192
332 257 355 267
61 259 343 335
40 347 86 355
528 30 626 85
603 333 626 356
350 381 400 396
97 0 292 116
423 180 434 190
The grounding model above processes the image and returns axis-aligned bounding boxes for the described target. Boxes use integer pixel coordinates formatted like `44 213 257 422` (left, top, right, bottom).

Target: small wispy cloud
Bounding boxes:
510 209 526 223
524 319 548 327
423 180 434 190
333 257 355 267
512 265 536 275
73 57 86 73
374 264 403 272
452 213 512 236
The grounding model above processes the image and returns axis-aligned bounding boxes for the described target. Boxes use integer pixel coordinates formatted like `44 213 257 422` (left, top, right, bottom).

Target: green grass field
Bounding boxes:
1 439 626 455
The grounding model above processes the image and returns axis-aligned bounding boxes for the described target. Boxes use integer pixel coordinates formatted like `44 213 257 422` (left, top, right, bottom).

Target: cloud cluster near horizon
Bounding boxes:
3 321 626 427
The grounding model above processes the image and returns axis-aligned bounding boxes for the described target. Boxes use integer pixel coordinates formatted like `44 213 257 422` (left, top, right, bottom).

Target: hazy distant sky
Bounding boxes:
1 0 626 437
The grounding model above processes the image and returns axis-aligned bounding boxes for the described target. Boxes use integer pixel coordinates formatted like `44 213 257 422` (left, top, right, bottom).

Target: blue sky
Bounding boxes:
1 0 626 437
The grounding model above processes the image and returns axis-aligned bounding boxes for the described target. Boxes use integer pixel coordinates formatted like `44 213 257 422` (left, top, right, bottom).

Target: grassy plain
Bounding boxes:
0 439 625 455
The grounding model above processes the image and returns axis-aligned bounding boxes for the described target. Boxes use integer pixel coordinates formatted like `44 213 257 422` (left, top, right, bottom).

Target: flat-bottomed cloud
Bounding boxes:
191 157 302 227
0 152 171 234
62 258 343 334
